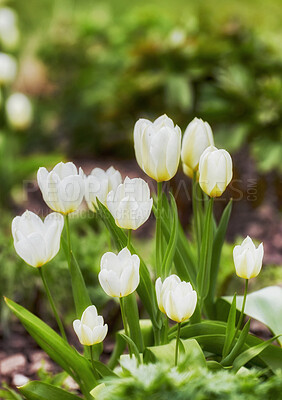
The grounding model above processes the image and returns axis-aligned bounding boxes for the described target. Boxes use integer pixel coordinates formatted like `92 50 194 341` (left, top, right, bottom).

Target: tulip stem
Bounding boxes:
89 346 99 380
156 181 163 277
192 171 201 261
233 279 249 341
127 229 132 249
120 297 132 357
65 214 71 264
38 267 67 341
175 322 181 366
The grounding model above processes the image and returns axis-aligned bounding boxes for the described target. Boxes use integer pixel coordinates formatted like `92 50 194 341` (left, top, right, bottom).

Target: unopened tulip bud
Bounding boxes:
6 93 33 130
181 117 214 175
37 162 84 215
107 176 153 230
233 236 264 279
99 247 140 298
12 211 64 268
134 114 181 182
199 146 232 197
155 274 197 323
82 166 122 211
73 305 108 346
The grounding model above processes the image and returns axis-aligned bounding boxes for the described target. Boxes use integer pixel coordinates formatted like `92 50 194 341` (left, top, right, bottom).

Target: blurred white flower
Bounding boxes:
0 8 20 50
0 52 17 85
107 176 153 230
6 93 33 130
73 305 108 346
233 236 264 279
134 114 181 182
82 166 122 211
155 274 197 323
99 247 140 298
37 162 85 215
12 210 64 268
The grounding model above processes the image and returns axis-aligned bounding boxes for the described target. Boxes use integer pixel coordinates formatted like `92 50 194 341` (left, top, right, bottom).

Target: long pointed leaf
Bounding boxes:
124 293 144 352
19 381 82 400
222 294 237 358
162 193 178 277
221 319 250 366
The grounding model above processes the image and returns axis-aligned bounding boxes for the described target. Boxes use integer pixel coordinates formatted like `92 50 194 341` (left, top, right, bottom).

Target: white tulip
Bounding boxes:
155 274 197 323
37 162 85 215
99 247 140 298
73 305 108 346
199 146 233 197
6 93 33 130
233 236 264 279
12 211 64 268
83 166 122 211
133 114 181 182
0 8 19 50
181 117 214 175
0 52 17 85
107 176 153 230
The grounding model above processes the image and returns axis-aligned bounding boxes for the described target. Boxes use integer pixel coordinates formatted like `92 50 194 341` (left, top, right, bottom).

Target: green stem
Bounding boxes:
192 171 201 261
38 267 67 341
127 229 132 249
90 346 99 380
120 297 132 357
156 181 163 277
234 279 249 339
65 214 71 265
175 322 181 366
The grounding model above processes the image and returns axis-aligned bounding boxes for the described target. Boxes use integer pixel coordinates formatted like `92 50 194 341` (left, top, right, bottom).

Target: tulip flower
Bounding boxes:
12 210 64 268
0 7 20 50
233 236 264 279
37 162 85 215
155 274 197 323
83 166 122 211
199 146 233 197
181 117 214 176
6 93 33 130
0 52 17 85
73 305 108 346
133 114 181 182
99 247 140 298
107 177 153 230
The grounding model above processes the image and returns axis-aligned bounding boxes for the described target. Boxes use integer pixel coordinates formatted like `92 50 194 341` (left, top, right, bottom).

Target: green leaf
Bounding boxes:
161 193 178 277
232 335 281 373
91 360 117 378
19 381 81 400
124 293 144 352
205 199 232 318
61 236 92 319
4 298 96 394
222 293 237 358
221 319 251 366
0 385 23 400
97 200 159 329
119 333 141 363
223 286 282 346
144 338 206 368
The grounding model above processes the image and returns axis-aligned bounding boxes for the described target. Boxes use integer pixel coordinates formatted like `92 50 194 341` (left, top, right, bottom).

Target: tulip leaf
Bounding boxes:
96 200 160 329
221 319 251 366
162 193 178 277
0 384 23 400
119 333 141 363
124 293 144 352
222 293 237 359
222 286 282 346
232 335 282 373
107 331 127 370
205 199 232 318
61 236 92 319
19 381 82 400
4 298 96 395
91 360 117 378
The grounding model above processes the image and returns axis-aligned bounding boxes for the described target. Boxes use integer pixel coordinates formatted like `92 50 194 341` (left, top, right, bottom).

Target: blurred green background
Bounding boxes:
1 0 282 330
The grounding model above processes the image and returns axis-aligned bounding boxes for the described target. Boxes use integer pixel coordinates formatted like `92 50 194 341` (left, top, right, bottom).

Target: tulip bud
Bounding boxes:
199 146 233 197
0 52 17 85
155 275 197 323
73 305 108 346
133 114 181 182
233 236 264 279
82 166 122 211
181 117 214 175
99 247 140 298
37 162 85 215
107 176 153 230
6 93 33 130
12 211 64 268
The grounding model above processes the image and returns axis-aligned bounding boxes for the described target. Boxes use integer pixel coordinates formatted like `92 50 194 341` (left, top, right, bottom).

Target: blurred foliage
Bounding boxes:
97 358 282 400
24 0 282 172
